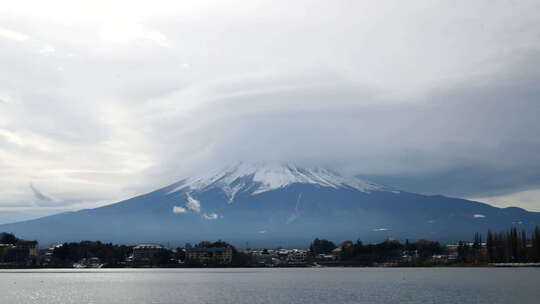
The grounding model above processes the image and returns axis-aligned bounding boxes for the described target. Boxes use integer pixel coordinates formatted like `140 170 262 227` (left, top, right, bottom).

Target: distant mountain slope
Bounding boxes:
1 163 539 247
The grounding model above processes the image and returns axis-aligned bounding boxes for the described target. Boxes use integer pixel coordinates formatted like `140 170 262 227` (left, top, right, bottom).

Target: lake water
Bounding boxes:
0 268 538 303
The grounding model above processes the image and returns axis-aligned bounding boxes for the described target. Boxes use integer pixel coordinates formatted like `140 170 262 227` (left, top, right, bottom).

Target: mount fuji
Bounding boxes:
2 163 540 247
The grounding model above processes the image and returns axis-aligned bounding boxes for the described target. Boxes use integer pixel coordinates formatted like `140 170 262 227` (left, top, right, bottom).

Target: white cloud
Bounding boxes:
98 20 169 48
38 46 56 55
172 205 187 214
0 27 30 41
472 189 540 212
0 92 14 104
185 195 201 213
473 214 486 219
202 213 218 220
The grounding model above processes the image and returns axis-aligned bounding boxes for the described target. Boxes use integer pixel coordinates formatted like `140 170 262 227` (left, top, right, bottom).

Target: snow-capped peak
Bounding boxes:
168 163 383 201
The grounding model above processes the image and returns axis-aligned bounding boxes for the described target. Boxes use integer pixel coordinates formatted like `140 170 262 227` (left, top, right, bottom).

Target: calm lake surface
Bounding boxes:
0 268 539 304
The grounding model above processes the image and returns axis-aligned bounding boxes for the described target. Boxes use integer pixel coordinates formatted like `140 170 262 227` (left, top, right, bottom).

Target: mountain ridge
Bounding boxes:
1 163 539 247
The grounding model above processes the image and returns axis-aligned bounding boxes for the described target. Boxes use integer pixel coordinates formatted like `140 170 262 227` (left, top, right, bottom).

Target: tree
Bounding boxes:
0 232 18 245
52 241 133 266
486 230 495 263
534 226 540 262
196 240 233 249
309 238 336 255
415 240 445 259
154 250 173 265
339 240 355 260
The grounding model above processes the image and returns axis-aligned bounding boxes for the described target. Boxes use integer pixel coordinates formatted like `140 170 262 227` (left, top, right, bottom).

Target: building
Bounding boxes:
132 244 167 265
286 249 307 265
16 240 38 257
331 247 342 260
315 254 337 262
0 240 39 265
6 247 30 264
446 244 459 260
250 249 281 267
0 244 14 262
40 244 62 267
185 247 233 265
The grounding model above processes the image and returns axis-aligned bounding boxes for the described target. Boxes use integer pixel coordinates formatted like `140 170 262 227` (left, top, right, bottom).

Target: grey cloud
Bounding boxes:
29 183 53 202
139 49 540 201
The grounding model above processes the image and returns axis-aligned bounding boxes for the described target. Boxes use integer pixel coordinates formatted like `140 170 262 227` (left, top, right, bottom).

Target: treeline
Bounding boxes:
53 241 132 267
311 226 540 266
459 227 540 264
51 239 252 267
309 237 446 265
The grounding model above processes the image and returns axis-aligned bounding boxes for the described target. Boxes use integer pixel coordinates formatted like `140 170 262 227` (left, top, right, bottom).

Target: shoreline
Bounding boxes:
2 263 540 270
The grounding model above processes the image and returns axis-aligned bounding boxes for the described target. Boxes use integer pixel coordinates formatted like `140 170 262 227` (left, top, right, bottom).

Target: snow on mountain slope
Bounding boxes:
168 163 385 201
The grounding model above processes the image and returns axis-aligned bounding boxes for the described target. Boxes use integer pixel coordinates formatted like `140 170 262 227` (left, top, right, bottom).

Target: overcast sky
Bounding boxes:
1 0 540 223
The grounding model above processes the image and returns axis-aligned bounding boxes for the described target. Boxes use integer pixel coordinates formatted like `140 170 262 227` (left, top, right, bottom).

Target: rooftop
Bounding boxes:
134 244 164 249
